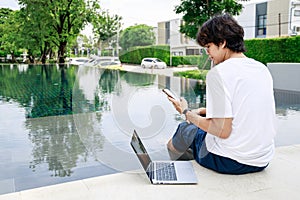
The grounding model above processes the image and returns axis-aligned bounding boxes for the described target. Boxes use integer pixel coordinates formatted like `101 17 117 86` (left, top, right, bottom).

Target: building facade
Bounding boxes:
155 0 300 53
288 0 300 35
237 0 300 38
157 18 201 56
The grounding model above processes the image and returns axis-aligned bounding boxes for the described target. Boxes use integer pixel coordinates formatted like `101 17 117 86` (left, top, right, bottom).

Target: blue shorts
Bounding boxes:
172 122 268 175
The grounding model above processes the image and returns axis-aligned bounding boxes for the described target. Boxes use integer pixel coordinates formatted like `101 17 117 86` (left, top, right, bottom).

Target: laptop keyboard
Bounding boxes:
155 162 177 181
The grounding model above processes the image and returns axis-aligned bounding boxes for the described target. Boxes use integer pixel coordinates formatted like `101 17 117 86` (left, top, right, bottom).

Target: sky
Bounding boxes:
0 0 19 10
101 0 182 27
0 0 182 28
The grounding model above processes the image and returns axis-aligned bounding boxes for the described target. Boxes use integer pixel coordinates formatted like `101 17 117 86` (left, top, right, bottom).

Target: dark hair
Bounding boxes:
196 13 246 53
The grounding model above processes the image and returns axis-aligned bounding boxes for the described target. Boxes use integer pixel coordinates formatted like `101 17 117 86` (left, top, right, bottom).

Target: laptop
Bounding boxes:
130 130 198 184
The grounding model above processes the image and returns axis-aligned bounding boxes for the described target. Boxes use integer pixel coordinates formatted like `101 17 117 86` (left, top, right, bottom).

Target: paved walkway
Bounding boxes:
121 64 199 77
0 144 299 200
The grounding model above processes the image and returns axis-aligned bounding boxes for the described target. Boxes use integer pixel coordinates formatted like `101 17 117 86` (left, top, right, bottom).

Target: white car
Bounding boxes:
141 58 167 69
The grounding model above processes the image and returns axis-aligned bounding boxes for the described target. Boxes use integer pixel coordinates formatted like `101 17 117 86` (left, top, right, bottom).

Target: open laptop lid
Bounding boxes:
130 130 152 172
130 130 198 185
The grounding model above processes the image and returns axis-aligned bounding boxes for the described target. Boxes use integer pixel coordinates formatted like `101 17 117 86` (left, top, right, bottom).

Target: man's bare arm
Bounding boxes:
186 111 232 139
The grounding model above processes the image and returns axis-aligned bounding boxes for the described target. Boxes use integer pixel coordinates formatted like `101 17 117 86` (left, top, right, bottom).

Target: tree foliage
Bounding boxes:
0 8 13 25
0 8 22 62
91 10 122 54
174 0 246 39
0 8 13 48
17 4 53 63
17 0 100 63
119 24 155 51
92 10 122 42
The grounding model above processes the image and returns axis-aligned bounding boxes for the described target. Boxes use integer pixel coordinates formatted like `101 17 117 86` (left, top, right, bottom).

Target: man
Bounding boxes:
167 13 276 174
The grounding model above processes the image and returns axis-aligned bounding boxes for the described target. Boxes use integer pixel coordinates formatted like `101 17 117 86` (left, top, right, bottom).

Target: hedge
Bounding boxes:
119 36 300 67
119 45 170 65
174 69 209 80
119 45 211 69
244 36 300 64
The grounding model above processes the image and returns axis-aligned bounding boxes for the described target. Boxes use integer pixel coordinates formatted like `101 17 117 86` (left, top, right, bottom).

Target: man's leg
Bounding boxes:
167 139 194 160
190 130 268 174
167 122 199 160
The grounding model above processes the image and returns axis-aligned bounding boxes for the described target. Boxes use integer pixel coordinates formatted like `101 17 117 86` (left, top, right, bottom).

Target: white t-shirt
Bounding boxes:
205 58 276 167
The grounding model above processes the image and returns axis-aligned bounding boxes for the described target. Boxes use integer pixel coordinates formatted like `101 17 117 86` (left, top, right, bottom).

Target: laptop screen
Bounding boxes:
130 130 152 171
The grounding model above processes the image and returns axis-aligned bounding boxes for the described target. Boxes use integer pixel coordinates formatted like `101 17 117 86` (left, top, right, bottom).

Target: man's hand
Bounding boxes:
191 107 206 116
168 97 188 114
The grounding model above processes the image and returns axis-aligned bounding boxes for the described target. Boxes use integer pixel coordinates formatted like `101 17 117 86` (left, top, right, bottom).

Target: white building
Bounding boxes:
237 0 300 38
288 0 300 35
156 18 201 56
235 0 267 39
156 0 300 50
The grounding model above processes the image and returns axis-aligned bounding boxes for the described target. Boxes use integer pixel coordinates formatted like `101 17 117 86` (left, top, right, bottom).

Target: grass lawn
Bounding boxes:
173 69 208 80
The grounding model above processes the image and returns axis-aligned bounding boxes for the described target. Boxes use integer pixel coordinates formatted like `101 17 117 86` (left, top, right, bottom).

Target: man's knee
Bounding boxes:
167 139 193 160
167 139 178 153
167 139 181 160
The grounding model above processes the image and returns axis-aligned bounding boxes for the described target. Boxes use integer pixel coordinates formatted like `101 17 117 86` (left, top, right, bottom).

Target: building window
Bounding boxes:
257 15 267 36
186 49 200 55
172 51 183 56
165 22 170 44
295 10 300 17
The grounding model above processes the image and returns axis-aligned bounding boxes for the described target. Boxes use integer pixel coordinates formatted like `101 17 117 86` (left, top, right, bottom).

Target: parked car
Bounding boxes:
141 58 167 69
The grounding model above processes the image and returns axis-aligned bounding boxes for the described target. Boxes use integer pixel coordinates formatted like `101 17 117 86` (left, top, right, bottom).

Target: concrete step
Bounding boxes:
1 144 299 200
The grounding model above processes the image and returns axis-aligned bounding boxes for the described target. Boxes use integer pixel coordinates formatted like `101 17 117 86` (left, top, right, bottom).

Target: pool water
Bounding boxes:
0 64 299 194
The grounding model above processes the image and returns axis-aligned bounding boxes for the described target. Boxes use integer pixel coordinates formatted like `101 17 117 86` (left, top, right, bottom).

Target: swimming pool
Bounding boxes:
0 64 299 194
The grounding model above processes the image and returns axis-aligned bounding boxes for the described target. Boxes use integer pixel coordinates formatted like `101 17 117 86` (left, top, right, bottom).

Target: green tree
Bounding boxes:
18 0 101 63
0 8 14 40
174 0 247 39
16 4 56 64
92 10 122 55
0 9 21 62
0 8 13 24
119 24 155 51
0 8 13 55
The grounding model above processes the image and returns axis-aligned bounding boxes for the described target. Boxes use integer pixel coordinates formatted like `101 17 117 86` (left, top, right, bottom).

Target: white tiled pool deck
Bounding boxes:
0 144 299 200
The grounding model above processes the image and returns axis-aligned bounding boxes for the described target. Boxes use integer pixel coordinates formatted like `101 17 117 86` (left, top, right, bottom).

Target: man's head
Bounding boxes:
196 13 246 53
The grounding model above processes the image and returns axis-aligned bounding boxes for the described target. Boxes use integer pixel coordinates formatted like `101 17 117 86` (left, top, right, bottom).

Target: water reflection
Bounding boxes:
273 89 300 146
0 64 76 118
26 115 86 177
72 66 207 171
0 64 207 193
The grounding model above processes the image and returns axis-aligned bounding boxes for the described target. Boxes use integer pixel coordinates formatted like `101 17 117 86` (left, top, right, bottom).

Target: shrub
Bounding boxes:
119 36 300 66
120 45 170 65
244 36 300 64
174 70 209 80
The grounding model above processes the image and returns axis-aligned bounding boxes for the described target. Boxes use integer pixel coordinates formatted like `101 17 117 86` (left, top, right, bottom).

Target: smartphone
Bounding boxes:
162 88 178 101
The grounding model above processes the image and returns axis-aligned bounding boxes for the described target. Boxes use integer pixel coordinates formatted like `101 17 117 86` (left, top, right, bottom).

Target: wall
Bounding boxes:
170 19 200 56
157 22 166 45
236 2 257 39
266 0 290 37
290 0 300 35
156 19 200 56
267 63 300 92
238 0 300 38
